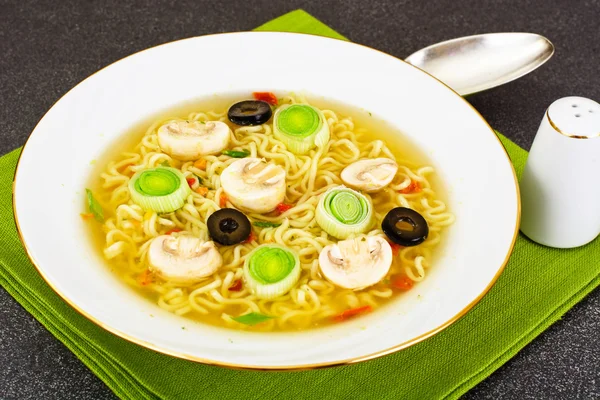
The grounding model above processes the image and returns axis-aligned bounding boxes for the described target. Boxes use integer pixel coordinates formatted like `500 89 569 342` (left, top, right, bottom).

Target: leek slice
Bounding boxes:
85 189 104 222
273 104 330 154
252 221 282 228
128 167 190 213
222 149 250 158
243 244 300 299
316 185 373 239
232 312 274 326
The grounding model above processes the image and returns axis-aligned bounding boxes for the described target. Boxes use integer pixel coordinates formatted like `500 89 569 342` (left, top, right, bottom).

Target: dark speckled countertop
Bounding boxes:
1 0 599 398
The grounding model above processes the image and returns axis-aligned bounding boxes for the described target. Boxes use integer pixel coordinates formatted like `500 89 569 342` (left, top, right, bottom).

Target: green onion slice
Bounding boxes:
252 221 282 228
273 104 330 154
85 189 104 222
243 244 301 299
232 312 274 326
315 185 373 239
128 167 190 213
222 149 250 158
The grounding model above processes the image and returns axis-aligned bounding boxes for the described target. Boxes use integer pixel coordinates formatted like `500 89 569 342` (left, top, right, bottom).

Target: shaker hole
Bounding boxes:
589 109 594 113
572 104 578 108
575 114 581 118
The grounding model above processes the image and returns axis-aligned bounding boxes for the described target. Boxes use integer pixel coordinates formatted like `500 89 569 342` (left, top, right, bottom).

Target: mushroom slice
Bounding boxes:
148 235 223 284
318 236 392 290
157 120 230 161
341 158 398 193
220 158 286 213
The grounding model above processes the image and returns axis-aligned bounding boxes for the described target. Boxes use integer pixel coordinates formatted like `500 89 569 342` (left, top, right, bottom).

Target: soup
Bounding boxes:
85 93 454 331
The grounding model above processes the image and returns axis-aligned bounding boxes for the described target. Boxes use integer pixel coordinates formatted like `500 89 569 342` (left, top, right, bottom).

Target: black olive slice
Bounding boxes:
207 208 251 245
381 207 429 247
227 100 272 126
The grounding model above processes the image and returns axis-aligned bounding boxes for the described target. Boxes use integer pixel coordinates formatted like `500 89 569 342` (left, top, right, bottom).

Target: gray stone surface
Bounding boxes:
1 0 599 398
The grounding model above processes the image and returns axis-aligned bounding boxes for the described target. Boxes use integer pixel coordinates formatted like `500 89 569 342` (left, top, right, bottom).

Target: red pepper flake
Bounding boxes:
244 231 257 244
252 92 278 105
392 276 414 291
195 186 209 196
389 242 403 256
332 305 373 322
398 181 422 194
165 227 182 235
186 177 196 188
275 203 293 215
80 213 95 220
193 159 207 170
228 279 243 292
219 193 228 208
138 269 153 286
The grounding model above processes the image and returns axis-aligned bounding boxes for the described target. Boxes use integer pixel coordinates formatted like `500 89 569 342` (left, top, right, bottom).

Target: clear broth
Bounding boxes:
86 93 451 331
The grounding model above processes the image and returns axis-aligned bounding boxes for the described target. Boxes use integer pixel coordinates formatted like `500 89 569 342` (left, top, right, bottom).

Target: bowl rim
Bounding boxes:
12 31 521 371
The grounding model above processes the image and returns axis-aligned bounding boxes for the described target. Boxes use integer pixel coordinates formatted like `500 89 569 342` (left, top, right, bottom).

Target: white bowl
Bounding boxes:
13 32 520 369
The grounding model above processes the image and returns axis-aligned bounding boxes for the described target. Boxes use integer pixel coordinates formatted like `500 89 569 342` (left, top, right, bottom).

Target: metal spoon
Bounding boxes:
405 33 555 96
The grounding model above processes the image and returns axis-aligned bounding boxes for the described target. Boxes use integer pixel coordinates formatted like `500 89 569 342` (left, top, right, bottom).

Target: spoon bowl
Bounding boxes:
405 33 555 96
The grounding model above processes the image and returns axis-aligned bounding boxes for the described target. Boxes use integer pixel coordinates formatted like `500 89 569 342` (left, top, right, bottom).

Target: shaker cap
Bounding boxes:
547 96 600 138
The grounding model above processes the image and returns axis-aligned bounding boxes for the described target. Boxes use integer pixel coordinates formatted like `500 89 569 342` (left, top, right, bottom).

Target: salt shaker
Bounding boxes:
520 96 600 248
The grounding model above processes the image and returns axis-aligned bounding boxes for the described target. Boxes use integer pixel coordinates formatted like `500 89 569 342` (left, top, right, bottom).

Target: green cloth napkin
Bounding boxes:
1 9 599 400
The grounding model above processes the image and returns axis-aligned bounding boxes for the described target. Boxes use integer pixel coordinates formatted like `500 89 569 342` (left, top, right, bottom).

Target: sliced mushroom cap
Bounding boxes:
157 120 230 161
341 158 398 193
148 235 223 284
318 236 392 290
220 158 286 213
